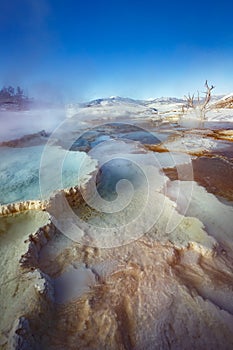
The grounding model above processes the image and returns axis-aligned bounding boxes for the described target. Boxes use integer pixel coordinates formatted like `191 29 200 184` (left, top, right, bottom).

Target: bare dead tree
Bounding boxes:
182 80 215 119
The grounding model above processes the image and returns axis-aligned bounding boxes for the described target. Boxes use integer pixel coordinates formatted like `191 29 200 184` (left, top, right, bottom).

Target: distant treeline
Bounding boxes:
0 86 33 110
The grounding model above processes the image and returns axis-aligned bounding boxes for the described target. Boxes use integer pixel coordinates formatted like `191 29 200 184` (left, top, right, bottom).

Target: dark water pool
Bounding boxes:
70 123 162 152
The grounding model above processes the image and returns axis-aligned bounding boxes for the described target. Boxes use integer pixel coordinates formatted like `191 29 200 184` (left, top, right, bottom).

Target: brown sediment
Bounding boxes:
205 129 233 142
163 155 233 201
144 143 170 153
144 143 218 158
181 128 232 142
181 128 233 142
163 167 179 180
0 130 49 148
0 200 47 217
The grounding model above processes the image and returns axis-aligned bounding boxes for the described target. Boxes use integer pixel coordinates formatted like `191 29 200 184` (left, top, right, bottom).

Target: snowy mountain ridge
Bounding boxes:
67 94 227 110
66 96 185 111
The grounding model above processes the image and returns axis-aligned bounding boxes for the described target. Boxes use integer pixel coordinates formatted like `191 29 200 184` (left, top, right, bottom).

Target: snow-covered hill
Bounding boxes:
83 96 143 107
211 93 233 109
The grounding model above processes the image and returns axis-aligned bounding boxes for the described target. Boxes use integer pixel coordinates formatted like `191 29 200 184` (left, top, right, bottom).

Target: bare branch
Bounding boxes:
201 80 215 110
184 93 195 108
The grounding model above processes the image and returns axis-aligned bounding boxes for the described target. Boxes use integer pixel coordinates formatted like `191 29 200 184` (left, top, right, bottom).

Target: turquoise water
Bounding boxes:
0 145 96 205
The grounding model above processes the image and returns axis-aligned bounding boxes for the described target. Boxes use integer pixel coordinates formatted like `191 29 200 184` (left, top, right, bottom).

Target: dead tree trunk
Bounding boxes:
201 80 215 111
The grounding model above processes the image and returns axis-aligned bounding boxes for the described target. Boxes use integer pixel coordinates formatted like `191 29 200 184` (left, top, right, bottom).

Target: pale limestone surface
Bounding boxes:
1 182 233 349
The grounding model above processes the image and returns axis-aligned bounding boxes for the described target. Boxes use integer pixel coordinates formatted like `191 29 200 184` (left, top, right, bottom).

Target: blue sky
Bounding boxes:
0 0 233 101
